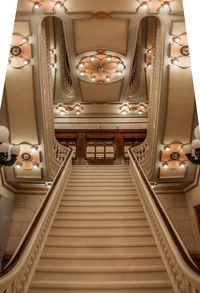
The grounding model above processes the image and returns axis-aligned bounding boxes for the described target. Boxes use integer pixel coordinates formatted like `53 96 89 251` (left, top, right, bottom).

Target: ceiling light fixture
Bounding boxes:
148 49 152 54
141 2 148 9
22 37 28 43
34 2 40 9
55 1 62 8
80 71 85 76
105 76 111 82
163 1 169 8
91 76 96 81
138 110 143 115
79 63 84 68
33 163 38 169
180 163 185 168
0 126 20 167
24 60 29 65
173 36 180 43
164 145 170 152
171 58 179 65
107 56 112 61
90 56 95 62
16 163 21 169
183 125 200 165
163 163 168 169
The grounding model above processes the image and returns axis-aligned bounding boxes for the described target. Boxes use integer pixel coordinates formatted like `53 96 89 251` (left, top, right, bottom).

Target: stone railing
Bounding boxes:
38 17 69 178
129 149 200 293
132 17 164 178
0 150 73 293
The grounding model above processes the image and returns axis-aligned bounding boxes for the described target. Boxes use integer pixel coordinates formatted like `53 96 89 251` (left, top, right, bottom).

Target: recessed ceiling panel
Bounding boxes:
79 79 122 102
66 0 138 13
73 18 129 56
163 66 195 145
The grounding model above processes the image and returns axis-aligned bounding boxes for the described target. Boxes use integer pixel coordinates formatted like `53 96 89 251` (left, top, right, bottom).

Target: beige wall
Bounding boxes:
157 192 199 253
185 180 200 253
5 194 44 255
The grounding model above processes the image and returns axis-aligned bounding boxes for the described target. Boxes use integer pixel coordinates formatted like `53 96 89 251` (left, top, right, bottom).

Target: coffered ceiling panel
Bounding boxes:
17 0 33 13
170 20 186 36
73 18 129 56
14 20 31 36
65 0 138 13
163 66 195 145
169 0 183 14
79 79 122 102
5 66 39 145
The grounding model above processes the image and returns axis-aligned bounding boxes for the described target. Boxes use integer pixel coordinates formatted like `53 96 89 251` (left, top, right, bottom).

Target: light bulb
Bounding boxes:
56 1 62 8
105 76 111 82
174 37 180 43
118 63 123 68
90 56 95 61
107 56 111 61
16 163 21 169
91 76 96 81
140 104 145 110
33 163 38 169
172 59 178 65
148 49 152 54
138 110 143 115
117 71 122 76
151 184 154 189
165 146 170 152
24 60 29 65
80 71 84 76
76 111 81 115
79 63 84 68
50 49 54 54
180 163 185 168
147 63 151 68
31 146 37 152
34 2 40 9
121 110 127 115
50 63 54 68
141 2 148 9
60 110 65 115
22 37 28 43
163 1 169 8
163 163 168 169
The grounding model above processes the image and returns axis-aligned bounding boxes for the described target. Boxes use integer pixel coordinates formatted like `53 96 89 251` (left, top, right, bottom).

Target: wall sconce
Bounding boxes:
0 126 20 167
183 125 200 165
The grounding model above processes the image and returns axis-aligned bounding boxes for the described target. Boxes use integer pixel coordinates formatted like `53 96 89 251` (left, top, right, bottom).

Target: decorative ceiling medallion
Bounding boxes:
180 45 189 56
15 144 40 170
77 51 125 83
21 152 32 161
161 143 187 169
9 34 31 69
10 46 22 57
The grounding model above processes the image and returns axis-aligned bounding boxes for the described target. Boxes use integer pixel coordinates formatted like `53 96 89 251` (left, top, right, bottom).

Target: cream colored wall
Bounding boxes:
5 194 45 255
157 192 199 253
185 180 200 253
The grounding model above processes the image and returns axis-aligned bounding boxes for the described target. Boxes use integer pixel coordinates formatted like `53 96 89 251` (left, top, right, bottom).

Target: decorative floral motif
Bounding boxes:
31 0 67 13
137 0 173 13
77 51 125 83
170 34 190 68
161 143 187 169
9 34 31 68
15 144 40 169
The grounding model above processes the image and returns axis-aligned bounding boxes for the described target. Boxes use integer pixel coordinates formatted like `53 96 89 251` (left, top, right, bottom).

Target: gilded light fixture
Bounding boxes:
31 0 66 12
56 104 84 115
161 143 187 169
9 34 31 68
77 52 125 83
170 33 190 68
119 103 147 115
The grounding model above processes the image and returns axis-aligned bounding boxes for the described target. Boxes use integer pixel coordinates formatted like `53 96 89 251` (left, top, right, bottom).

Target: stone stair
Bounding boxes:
28 165 174 293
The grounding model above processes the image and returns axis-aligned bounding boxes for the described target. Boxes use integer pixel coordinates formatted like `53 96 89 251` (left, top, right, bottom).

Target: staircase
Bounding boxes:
28 165 174 293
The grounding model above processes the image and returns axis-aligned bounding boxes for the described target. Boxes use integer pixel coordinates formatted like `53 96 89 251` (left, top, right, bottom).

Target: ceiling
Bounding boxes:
0 0 198 193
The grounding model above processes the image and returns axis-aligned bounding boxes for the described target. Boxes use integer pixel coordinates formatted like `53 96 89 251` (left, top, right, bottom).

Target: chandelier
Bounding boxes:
183 125 200 165
0 126 20 167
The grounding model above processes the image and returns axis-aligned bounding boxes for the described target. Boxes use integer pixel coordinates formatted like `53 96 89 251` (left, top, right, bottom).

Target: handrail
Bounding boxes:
0 148 72 277
128 149 200 276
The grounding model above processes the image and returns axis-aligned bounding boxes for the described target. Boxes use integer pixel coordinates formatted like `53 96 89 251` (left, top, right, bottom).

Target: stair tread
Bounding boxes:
36 265 166 272
45 242 156 247
41 253 161 259
30 280 172 288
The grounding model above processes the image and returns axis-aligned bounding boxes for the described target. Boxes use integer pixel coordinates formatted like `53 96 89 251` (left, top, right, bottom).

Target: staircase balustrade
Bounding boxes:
128 149 200 292
0 149 73 293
